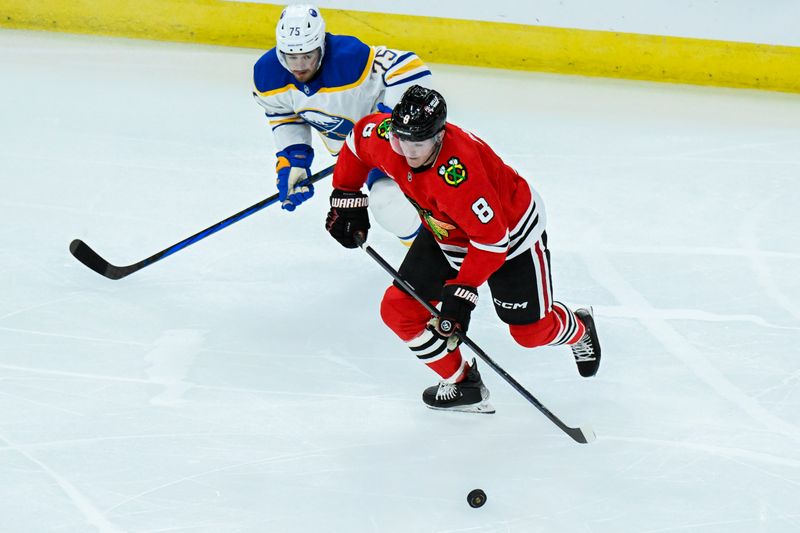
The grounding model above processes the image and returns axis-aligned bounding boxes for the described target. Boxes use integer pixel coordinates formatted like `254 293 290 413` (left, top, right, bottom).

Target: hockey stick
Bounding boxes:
70 165 335 280
353 233 596 444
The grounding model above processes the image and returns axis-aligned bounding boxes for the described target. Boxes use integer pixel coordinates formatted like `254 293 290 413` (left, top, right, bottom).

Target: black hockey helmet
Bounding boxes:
390 85 447 142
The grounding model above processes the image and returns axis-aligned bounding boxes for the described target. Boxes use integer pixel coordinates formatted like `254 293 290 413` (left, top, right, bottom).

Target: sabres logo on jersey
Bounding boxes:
298 110 355 140
407 197 455 240
438 157 467 187
376 118 391 140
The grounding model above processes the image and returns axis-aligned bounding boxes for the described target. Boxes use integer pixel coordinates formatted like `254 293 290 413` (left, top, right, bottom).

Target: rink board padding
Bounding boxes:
2 0 799 93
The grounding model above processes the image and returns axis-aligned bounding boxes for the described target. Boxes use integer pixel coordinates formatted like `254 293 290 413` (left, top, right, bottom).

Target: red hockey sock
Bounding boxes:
509 301 586 348
380 285 468 382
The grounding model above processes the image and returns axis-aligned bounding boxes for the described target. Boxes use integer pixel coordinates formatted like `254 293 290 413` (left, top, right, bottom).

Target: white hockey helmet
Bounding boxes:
275 4 326 71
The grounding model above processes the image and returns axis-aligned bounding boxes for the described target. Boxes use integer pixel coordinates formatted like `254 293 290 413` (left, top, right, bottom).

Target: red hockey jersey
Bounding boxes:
333 113 545 288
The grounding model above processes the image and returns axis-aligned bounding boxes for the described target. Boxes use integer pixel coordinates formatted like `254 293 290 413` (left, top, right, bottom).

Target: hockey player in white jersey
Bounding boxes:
253 4 430 244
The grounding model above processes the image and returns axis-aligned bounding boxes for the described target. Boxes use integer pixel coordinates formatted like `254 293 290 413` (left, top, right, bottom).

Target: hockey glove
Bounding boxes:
326 189 370 249
433 284 478 349
276 144 314 211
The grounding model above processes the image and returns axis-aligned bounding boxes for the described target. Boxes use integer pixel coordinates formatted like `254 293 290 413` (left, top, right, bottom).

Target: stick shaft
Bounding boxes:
70 165 335 279
354 234 594 444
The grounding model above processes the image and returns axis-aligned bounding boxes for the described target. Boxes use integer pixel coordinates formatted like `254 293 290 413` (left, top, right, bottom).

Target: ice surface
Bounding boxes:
1 30 799 532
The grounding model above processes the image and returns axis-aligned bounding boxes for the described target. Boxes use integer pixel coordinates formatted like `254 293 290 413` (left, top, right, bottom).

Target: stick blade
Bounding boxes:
569 425 596 444
69 239 126 280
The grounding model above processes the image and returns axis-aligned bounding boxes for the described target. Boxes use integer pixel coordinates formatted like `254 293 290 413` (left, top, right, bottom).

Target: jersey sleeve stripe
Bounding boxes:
269 116 304 126
437 243 467 270
508 215 540 256
386 70 433 87
391 51 415 66
271 122 305 132
344 131 359 158
265 111 298 118
385 57 427 81
507 196 545 259
470 231 510 253
509 200 536 241
386 53 419 74
439 243 467 255
380 51 414 85
269 117 303 130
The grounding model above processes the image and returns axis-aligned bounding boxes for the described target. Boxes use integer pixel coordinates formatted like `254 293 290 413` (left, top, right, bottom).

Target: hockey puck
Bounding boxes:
467 489 486 508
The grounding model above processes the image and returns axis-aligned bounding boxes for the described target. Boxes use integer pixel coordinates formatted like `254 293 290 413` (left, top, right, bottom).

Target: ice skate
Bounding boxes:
571 307 601 377
422 360 495 414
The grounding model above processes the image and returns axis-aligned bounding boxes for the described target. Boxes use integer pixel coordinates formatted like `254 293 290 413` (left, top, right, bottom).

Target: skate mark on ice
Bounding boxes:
102 441 393 515
321 351 374 378
0 432 124 532
0 295 79 322
638 515 800 533
0 431 277 453
0 362 396 402
603 435 800 471
753 367 800 400
0 388 86 417
584 251 800 442
595 306 798 330
557 243 800 261
740 196 800 321
0 326 148 346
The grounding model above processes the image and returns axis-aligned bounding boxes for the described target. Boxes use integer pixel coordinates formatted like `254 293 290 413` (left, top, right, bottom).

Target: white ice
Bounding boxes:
1 30 800 533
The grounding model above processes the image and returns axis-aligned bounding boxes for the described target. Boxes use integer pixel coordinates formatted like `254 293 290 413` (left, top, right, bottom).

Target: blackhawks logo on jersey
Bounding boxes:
376 118 391 141
438 157 467 187
407 197 455 240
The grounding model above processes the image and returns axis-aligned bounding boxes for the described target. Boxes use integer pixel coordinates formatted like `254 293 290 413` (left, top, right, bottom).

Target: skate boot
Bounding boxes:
571 307 601 377
422 359 495 414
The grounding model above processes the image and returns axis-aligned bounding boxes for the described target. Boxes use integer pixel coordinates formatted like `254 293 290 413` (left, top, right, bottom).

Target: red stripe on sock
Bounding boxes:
426 348 466 381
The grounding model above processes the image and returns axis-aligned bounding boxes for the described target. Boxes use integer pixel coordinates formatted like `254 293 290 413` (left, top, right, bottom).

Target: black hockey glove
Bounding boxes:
433 284 478 348
325 189 370 249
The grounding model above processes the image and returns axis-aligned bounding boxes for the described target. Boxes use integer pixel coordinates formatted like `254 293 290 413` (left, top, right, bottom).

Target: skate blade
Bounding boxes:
426 400 495 414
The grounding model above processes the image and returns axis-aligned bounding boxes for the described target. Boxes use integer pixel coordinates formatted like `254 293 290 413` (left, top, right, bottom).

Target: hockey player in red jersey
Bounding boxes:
325 86 601 413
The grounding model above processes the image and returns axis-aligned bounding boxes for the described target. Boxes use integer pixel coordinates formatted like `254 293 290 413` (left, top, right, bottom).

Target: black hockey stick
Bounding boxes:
70 165 335 280
353 233 595 444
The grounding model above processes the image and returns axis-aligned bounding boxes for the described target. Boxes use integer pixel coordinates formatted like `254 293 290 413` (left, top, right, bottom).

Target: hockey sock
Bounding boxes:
405 328 469 383
509 301 586 348
550 301 586 345
380 285 468 383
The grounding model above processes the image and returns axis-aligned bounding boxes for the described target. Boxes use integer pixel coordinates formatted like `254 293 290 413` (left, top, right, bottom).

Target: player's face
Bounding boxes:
389 132 442 168
283 49 321 82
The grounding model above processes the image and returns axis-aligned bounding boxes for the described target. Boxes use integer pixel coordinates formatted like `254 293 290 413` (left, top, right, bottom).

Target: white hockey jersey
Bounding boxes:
253 33 432 156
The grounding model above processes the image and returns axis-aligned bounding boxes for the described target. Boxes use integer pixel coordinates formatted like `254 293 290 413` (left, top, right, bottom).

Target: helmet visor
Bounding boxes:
388 130 439 159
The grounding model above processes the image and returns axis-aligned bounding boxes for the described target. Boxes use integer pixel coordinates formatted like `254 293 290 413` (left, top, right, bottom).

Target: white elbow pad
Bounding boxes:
368 178 421 243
